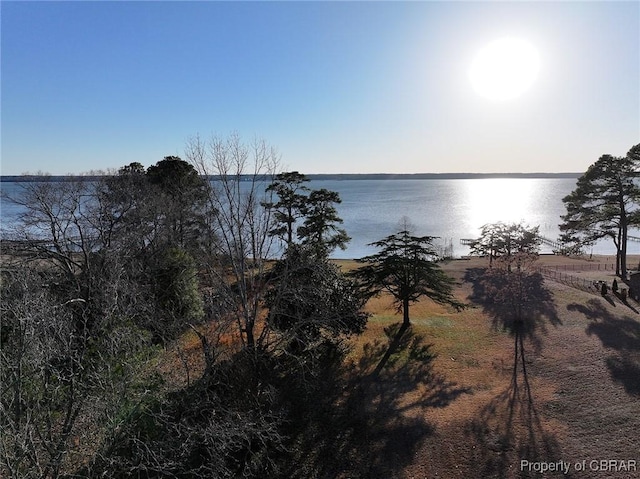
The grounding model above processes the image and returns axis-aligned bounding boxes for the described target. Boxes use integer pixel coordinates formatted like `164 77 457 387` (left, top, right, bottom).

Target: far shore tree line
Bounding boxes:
1 135 638 478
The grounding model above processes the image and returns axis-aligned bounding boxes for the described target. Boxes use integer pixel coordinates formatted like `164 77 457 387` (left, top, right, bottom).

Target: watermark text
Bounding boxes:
520 459 637 474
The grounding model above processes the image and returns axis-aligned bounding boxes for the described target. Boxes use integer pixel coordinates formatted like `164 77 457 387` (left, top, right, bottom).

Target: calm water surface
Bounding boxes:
324 178 579 258
2 178 636 258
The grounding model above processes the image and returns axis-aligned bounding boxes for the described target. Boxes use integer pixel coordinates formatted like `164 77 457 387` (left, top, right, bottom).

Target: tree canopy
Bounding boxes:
146 156 207 197
263 171 310 245
350 226 464 327
265 244 368 349
263 172 350 257
560 144 640 276
470 222 541 269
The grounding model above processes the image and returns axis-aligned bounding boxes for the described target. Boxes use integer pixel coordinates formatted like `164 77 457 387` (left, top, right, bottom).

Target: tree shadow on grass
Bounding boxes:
465 353 565 479
463 267 564 478
282 323 472 478
358 323 473 411
568 298 640 396
464 267 561 349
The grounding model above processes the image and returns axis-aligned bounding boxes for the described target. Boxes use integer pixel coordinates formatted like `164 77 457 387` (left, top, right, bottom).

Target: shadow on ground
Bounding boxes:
462 266 565 478
464 355 566 479
568 298 640 396
282 323 472 478
464 267 561 346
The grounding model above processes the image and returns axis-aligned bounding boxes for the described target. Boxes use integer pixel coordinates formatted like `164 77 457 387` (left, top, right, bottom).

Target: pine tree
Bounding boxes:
263 171 310 245
560 145 640 276
298 188 350 257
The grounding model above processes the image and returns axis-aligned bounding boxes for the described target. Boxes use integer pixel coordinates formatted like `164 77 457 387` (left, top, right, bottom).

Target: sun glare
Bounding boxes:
464 178 533 232
469 37 540 101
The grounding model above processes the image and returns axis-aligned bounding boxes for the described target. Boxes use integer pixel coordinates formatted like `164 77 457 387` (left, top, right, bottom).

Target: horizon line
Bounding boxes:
0 171 581 179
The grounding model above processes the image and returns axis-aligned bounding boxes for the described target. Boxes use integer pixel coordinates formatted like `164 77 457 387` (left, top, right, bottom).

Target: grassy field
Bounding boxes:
158 254 639 478
329 255 640 478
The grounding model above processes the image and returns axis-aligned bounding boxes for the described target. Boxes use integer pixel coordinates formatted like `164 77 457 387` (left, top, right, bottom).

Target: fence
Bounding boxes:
534 266 600 295
540 262 617 272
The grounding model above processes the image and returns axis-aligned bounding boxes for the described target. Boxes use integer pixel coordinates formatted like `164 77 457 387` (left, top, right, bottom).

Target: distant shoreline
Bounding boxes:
308 172 581 180
0 172 580 182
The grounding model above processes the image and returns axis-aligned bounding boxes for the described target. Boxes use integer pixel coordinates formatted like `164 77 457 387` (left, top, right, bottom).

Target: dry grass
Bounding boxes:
157 254 640 478
339 255 640 479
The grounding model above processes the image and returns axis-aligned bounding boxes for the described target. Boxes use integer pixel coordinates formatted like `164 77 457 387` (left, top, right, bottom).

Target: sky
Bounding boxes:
1 1 639 175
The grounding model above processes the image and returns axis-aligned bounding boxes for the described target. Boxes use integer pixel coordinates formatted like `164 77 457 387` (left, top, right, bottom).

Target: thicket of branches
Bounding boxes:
0 136 385 478
1 133 473 478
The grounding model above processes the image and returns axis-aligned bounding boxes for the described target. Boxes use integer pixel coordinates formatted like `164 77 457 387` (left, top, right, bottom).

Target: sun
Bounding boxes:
469 37 540 101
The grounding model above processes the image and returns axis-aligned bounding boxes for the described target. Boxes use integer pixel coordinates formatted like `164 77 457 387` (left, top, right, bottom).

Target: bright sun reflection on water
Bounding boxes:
463 178 535 232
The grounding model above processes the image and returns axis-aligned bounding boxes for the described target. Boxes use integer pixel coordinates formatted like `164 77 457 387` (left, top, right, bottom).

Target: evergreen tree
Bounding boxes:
146 156 209 251
298 188 350 257
262 171 310 245
350 227 464 327
560 145 640 276
152 247 204 342
265 244 368 348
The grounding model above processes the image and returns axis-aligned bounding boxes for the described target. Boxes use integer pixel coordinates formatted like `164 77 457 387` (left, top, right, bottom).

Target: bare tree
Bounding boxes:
0 268 79 478
1 175 164 478
6 176 103 284
186 133 281 350
0 265 154 478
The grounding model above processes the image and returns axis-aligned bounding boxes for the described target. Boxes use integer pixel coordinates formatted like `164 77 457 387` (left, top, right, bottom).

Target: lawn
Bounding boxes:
158 254 639 478
334 255 640 478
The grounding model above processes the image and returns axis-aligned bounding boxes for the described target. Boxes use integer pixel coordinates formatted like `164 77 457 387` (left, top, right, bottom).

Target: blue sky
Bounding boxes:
1 1 639 175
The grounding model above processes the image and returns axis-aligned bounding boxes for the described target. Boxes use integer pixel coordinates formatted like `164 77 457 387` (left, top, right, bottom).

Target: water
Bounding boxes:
319 177 593 258
1 182 28 232
2 177 636 258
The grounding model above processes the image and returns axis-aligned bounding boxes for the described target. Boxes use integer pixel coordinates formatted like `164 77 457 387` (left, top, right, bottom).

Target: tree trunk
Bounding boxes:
402 297 410 326
621 218 628 278
245 319 255 349
618 186 628 277
614 234 621 277
621 232 628 278
287 205 294 244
